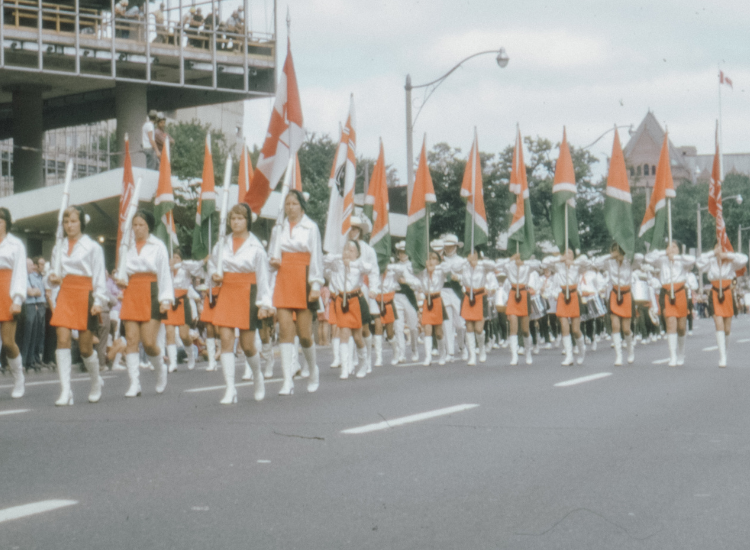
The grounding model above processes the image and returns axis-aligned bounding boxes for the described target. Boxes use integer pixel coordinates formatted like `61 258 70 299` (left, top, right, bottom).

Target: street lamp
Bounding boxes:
405 47 509 206
738 225 750 273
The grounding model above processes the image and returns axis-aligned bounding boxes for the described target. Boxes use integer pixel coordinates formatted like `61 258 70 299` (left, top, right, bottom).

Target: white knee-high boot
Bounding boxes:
523 335 533 365
562 335 574 366
246 353 264 400
716 331 727 367
466 332 477 366
302 346 319 392
350 337 358 369
509 337 518 366
612 333 623 366
8 354 24 399
83 353 103 403
356 346 368 378
667 333 678 367
576 336 586 365
55 349 74 406
339 339 350 379
205 338 217 371
478 332 487 363
220 353 237 404
187 345 196 370
363 335 373 373
125 352 141 397
261 341 274 378
438 337 447 365
167 344 178 373
373 334 383 367
389 336 400 365
149 353 167 394
625 333 635 364
422 336 433 366
331 337 341 368
279 343 295 395
677 334 686 366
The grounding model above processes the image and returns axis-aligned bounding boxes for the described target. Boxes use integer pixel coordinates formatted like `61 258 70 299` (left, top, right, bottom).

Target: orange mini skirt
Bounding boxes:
609 286 632 319
50 275 96 331
461 289 486 321
213 272 259 331
273 252 311 310
556 286 580 319
422 294 445 326
334 292 363 329
710 281 734 318
661 283 687 318
120 273 160 323
374 292 396 324
165 289 191 326
505 287 528 318
199 287 221 324
0 269 14 322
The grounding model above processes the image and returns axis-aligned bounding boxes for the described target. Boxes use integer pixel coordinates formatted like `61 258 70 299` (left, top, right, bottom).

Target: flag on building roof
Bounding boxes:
191 133 216 259
405 136 436 272
323 96 356 254
364 139 391 272
507 126 535 259
460 128 488 251
604 127 635 258
719 70 733 89
551 128 579 252
638 132 675 249
117 134 135 266
245 39 304 214
154 139 179 252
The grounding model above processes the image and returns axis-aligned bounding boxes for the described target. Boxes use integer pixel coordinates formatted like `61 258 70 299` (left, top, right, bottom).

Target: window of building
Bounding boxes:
643 164 650 176
637 166 642 176
652 165 656 174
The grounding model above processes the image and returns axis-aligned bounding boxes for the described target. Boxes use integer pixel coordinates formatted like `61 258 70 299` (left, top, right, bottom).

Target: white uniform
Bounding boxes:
324 255 379 298
50 235 108 308
696 251 748 281
123 234 174 307
208 234 273 310
440 251 466 357
357 240 380 315
269 214 325 292
644 250 696 287
392 259 420 360
0 233 28 306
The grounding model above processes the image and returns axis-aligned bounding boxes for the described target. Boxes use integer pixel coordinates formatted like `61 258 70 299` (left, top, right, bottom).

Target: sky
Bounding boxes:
238 0 750 184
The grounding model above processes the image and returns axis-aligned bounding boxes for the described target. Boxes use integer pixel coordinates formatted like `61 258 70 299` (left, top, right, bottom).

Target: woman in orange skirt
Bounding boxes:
696 243 748 367
371 264 400 368
115 210 174 396
48 206 108 405
269 190 324 395
0 208 28 399
209 204 271 404
164 250 204 372
403 250 447 366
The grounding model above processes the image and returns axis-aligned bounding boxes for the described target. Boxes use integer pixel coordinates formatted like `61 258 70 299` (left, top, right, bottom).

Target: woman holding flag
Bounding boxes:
48 206 108 405
696 243 747 367
497 254 541 366
450 251 494 366
164 250 204 373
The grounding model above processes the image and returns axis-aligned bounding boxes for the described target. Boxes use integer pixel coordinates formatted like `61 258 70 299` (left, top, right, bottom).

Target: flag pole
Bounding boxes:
564 202 570 301
515 240 520 300
668 197 675 300
718 65 724 181
470 131 476 304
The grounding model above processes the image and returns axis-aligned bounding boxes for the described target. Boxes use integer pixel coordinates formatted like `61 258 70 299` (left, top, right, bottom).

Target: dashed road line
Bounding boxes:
341 404 479 435
554 372 613 387
653 358 671 365
184 378 283 393
703 346 718 351
0 375 115 390
0 409 29 416
0 500 78 523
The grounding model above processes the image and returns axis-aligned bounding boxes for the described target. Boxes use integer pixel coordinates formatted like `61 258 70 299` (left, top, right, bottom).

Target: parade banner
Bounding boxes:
460 129 488 251
639 132 675 250
507 127 535 259
154 139 178 252
405 137 436 272
364 140 391 272
551 128 579 253
604 127 635 258
191 133 216 259
116 135 136 266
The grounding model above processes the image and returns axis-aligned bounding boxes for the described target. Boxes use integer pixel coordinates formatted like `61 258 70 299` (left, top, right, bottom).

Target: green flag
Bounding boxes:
551 128 579 252
604 128 635 258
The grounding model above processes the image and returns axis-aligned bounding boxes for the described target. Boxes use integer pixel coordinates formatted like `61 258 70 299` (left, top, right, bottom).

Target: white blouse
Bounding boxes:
644 250 696 286
123 234 174 306
497 259 541 286
405 266 447 296
208 233 272 309
593 254 644 288
542 255 591 289
172 259 205 291
270 214 324 291
451 258 494 290
0 233 27 306
695 251 748 281
378 265 402 294
50 235 108 307
324 255 379 295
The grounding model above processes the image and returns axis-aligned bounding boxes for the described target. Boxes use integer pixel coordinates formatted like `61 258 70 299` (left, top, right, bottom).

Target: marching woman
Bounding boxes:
392 242 421 363
497 253 541 366
543 250 590 366
696 243 748 367
48 206 108 405
450 251 493 365
645 241 695 367
269 190 324 395
594 244 643 366
209 204 271 403
199 287 221 371
372 264 401 367
165 250 204 372
116 210 174 397
0 208 27 399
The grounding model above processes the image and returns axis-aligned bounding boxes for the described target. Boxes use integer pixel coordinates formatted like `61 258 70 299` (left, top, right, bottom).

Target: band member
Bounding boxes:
116 210 174 396
48 207 108 405
392 242 420 363
0 208 27 399
543 250 590 366
372 263 401 367
497 253 541 366
539 266 560 348
441 234 467 362
645 241 695 367
348 215 378 374
450 251 494 365
209 204 271 403
199 284 221 371
594 244 643 366
165 250 204 372
696 243 748 367
269 190 324 395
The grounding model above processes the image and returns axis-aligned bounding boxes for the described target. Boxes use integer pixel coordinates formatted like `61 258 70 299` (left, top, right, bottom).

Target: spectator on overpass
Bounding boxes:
154 113 174 166
142 110 159 170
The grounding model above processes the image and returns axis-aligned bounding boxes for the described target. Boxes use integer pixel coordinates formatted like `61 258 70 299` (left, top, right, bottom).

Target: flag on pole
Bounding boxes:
237 139 253 201
154 139 178 251
405 136 436 272
323 96 357 254
604 127 635 258
191 133 216 259
719 70 733 89
117 134 136 266
364 140 391 272
638 132 675 250
245 39 304 214
708 121 737 256
507 126 535 259
293 152 303 192
460 129 488 251
551 128 579 252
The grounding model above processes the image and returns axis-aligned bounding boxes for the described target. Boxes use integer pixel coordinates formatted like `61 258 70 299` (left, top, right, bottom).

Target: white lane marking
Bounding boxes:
0 376 115 390
394 361 426 368
257 460 271 464
738 338 750 343
652 358 671 364
0 500 78 523
703 346 718 351
184 378 283 393
0 409 30 416
341 404 479 435
554 372 613 387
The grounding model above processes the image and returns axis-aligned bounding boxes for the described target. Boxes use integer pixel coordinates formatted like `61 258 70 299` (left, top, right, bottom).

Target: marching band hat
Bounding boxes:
395 241 406 252
430 239 444 252
441 233 463 248
350 215 372 234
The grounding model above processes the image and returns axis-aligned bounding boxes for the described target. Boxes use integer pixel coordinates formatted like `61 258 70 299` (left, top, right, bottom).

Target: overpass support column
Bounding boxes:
115 82 148 168
12 87 44 193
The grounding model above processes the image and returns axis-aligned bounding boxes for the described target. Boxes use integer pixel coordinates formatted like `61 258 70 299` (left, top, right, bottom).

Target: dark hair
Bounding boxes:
63 205 87 233
347 239 361 258
230 203 253 231
172 249 182 260
610 242 624 255
428 250 442 263
134 209 155 233
0 207 12 231
32 255 44 265
285 189 307 213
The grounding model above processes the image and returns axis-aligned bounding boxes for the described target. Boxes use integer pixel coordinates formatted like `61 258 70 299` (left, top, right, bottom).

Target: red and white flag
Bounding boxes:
293 152 303 192
709 121 735 253
237 139 253 201
245 39 304 213
116 135 136 266
719 70 733 89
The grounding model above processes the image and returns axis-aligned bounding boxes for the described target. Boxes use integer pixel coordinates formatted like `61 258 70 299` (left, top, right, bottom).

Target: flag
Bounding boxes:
551 128 579 252
604 127 635 258
117 135 136 266
191 133 216 259
323 96 357 254
460 129 488 251
638 132 675 249
719 70 733 89
154 139 178 251
237 139 253 201
293 152 303 192
364 140 391 272
405 137 436 272
507 126 535 259
245 39 304 214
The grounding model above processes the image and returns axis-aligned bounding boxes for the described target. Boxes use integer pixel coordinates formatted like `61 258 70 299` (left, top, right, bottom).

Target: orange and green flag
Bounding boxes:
191 133 217 259
460 129 488 251
507 126 535 259
364 139 391 272
551 128 579 252
154 139 178 252
604 127 635 258
405 136 436 272
639 132 675 249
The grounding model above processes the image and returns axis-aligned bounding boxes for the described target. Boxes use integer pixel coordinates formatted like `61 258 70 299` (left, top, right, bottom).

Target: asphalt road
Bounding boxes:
2 316 750 550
